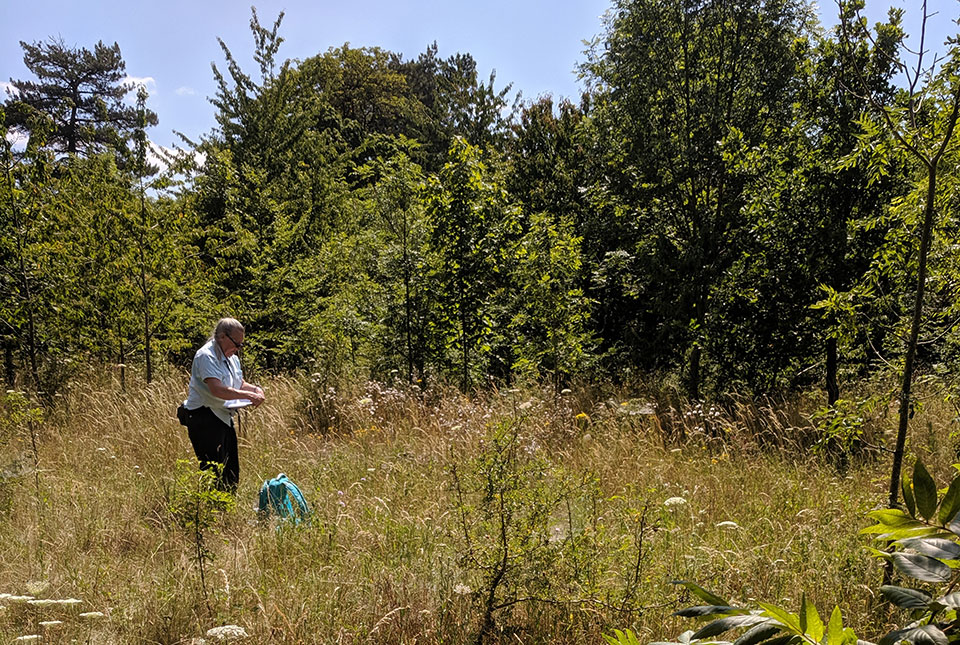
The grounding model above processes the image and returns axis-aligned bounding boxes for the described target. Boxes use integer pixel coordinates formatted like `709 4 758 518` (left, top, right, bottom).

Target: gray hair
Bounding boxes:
210 317 244 342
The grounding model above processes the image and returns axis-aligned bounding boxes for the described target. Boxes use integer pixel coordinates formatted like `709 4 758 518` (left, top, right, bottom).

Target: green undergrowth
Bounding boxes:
0 373 952 643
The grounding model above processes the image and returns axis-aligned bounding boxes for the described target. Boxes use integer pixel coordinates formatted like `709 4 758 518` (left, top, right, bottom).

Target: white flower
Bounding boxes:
664 496 688 507
453 584 472 595
80 611 105 619
206 624 249 641
39 620 63 627
28 599 56 607
54 598 82 606
715 521 739 530
8 596 34 603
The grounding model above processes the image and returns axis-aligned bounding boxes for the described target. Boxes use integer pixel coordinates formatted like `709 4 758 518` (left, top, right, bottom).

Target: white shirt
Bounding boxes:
184 338 244 425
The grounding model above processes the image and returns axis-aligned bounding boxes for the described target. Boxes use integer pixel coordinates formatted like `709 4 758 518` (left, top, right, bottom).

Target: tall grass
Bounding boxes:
0 371 953 643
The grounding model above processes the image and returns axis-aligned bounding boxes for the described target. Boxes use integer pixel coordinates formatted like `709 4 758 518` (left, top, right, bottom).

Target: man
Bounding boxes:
180 318 264 491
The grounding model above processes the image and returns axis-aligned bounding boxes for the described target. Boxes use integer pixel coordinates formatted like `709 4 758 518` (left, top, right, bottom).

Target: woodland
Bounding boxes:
5 0 952 404
4 0 960 643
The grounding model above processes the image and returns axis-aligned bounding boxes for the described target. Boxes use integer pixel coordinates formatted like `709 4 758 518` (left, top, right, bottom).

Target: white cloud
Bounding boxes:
123 75 157 104
175 86 196 96
146 141 173 172
145 141 206 174
124 75 157 91
5 129 28 150
0 81 18 98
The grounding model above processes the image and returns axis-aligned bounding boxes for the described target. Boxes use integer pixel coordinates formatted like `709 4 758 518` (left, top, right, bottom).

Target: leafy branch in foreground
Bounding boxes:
607 460 960 645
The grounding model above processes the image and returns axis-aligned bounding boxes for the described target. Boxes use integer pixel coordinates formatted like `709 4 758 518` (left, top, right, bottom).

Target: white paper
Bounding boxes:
224 398 253 410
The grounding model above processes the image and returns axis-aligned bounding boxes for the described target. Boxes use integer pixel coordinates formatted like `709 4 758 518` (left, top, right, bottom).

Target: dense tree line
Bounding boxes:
3 1 959 405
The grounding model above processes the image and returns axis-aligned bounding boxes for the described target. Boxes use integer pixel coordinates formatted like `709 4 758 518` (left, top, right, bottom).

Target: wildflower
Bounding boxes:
206 624 249 641
575 412 589 421
453 584 471 595
357 398 373 406
519 401 533 410
28 599 56 607
25 581 49 595
54 598 82 606
715 521 739 530
664 496 688 508
79 611 105 619
39 620 63 627
7 596 34 603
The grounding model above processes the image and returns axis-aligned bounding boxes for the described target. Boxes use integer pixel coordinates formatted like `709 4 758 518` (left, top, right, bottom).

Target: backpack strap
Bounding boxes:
282 478 310 518
258 473 311 524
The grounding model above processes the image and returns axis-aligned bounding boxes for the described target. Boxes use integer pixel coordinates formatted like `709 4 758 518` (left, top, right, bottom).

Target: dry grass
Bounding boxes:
0 371 954 644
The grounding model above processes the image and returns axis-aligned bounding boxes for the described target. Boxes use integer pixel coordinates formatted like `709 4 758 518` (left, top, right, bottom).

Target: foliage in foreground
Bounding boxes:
0 373 914 643
623 460 960 645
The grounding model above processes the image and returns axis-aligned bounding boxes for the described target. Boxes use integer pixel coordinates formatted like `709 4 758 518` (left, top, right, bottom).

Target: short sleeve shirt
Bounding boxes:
184 338 244 425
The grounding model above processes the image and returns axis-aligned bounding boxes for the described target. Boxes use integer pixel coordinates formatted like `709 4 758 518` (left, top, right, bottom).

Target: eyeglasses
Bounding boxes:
227 334 244 349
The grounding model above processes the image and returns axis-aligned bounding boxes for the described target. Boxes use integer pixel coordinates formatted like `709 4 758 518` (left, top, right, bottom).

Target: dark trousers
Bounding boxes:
186 406 239 492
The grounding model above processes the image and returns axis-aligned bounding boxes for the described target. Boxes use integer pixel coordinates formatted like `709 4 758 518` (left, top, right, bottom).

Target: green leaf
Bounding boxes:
879 585 931 609
604 629 643 645
938 477 960 525
672 580 729 607
763 635 802 645
902 470 916 517
734 623 781 645
891 552 953 583
888 626 947 645
674 605 744 618
800 594 824 641
947 511 960 535
865 547 893 565
757 602 802 633
914 461 938 521
692 615 769 640
932 591 960 610
826 606 844 645
878 631 906 645
899 538 960 560
876 527 946 542
866 509 915 527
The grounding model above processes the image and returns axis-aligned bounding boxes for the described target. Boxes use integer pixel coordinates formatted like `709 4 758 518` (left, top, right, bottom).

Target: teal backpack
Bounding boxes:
258 473 310 524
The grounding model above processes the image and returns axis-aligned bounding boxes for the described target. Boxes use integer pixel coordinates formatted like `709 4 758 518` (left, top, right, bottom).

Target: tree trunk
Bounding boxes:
888 163 939 509
118 323 126 393
686 343 702 400
826 336 839 405
3 337 14 387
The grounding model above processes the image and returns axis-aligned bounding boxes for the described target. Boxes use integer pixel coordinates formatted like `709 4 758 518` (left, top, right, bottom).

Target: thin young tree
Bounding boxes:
838 0 960 508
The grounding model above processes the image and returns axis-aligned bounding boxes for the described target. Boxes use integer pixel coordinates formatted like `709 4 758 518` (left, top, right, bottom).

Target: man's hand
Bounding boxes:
247 386 265 408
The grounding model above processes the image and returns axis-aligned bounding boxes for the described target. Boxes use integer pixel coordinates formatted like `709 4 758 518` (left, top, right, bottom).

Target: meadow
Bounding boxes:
0 372 951 644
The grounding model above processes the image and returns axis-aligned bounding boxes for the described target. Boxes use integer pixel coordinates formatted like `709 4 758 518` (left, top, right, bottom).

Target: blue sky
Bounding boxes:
1 0 956 152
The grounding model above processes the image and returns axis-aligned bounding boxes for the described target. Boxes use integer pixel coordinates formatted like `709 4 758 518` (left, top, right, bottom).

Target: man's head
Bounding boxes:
213 318 245 357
